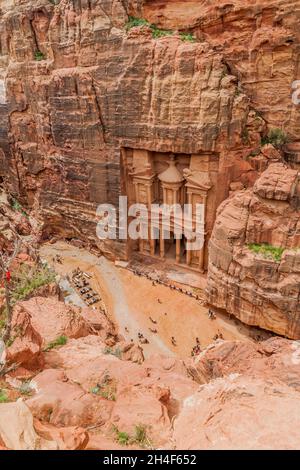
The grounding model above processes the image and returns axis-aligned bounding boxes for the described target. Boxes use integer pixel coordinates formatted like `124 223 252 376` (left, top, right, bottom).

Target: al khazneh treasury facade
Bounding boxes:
121 148 220 272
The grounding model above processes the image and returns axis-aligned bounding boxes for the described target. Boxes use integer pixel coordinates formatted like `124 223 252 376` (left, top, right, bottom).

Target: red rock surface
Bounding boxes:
129 0 300 141
0 0 300 451
192 337 300 390
172 375 300 450
18 297 98 344
33 420 89 450
0 1 298 336
27 368 114 427
207 163 300 338
1 293 300 449
6 305 44 371
0 0 273 259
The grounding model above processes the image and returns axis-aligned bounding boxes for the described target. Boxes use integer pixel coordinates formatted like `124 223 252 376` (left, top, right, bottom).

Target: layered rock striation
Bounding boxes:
0 0 279 257
0 1 299 334
207 162 300 338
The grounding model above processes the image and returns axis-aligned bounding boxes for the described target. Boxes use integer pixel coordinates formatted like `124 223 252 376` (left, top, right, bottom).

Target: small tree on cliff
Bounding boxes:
0 239 20 343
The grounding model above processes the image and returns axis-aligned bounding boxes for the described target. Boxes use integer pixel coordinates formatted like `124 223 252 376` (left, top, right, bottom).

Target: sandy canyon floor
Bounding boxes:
40 242 268 359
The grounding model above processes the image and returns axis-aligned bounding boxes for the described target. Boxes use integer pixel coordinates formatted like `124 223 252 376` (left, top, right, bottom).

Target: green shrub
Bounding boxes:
249 148 261 157
179 32 196 42
112 426 130 446
117 431 130 445
90 373 117 401
248 243 285 262
11 198 22 212
34 50 45 61
112 424 150 447
11 264 56 305
261 128 289 149
44 335 67 352
10 197 28 217
103 346 122 358
125 16 173 39
125 16 150 30
151 26 173 39
134 424 147 446
0 389 8 403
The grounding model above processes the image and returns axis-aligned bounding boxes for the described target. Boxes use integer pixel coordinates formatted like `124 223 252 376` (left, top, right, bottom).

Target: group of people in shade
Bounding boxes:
131 268 205 303
70 268 100 306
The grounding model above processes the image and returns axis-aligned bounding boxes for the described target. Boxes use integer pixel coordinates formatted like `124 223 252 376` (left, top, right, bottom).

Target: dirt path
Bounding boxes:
40 241 254 359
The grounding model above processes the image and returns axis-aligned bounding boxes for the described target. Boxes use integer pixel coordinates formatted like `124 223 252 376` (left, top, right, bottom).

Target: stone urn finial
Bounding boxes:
158 154 184 184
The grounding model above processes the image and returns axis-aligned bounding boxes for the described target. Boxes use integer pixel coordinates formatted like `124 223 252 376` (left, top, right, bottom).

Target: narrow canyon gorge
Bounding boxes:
0 0 299 452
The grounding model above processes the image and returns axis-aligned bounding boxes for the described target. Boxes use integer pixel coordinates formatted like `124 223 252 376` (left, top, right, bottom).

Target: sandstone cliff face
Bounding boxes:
0 0 278 257
128 0 300 141
0 1 299 336
207 162 300 339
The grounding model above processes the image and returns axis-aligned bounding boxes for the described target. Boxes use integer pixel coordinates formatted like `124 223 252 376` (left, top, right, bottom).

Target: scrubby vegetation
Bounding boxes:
18 380 33 396
249 148 261 157
10 264 56 305
261 128 289 149
151 25 173 39
9 197 28 217
0 263 56 339
125 17 196 42
34 50 45 61
179 32 196 42
248 243 285 262
44 335 67 352
134 424 148 446
90 371 117 401
10 198 22 212
112 424 150 448
241 128 250 145
113 427 130 445
103 346 122 358
0 389 8 403
125 16 150 30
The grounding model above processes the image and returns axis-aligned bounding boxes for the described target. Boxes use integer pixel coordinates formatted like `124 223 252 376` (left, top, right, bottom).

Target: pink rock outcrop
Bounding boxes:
2 291 300 450
0 400 57 450
207 163 300 338
191 337 300 390
33 420 89 450
18 296 96 345
6 305 44 370
172 375 300 450
27 368 114 427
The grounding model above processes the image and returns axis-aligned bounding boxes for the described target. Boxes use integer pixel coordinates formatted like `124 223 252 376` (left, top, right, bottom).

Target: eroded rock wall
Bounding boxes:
128 0 300 140
0 1 299 335
207 163 300 339
0 0 275 258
